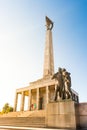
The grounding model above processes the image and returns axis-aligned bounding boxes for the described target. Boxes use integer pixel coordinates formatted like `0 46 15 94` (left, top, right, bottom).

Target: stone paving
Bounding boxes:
0 126 87 130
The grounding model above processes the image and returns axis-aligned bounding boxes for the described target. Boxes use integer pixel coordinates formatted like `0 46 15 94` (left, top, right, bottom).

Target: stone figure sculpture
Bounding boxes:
46 16 53 30
62 69 72 99
52 68 63 101
52 67 72 101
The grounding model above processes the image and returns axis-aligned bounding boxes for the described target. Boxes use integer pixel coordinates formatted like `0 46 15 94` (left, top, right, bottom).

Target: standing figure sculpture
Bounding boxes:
52 67 72 101
46 16 53 30
62 69 72 99
52 68 64 101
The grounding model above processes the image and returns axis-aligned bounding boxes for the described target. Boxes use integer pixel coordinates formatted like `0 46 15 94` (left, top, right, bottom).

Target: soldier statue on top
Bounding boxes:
52 67 72 101
46 16 53 30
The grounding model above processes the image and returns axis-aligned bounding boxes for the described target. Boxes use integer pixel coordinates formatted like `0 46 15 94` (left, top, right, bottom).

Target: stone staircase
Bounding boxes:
0 110 46 127
0 117 45 127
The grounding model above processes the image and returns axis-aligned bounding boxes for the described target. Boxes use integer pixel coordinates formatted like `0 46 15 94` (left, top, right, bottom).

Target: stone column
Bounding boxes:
46 86 49 104
28 89 31 111
43 29 54 77
20 91 25 111
14 92 18 111
37 88 39 110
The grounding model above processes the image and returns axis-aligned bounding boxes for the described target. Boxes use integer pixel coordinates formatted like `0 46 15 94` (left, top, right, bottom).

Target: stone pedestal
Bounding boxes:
46 100 78 129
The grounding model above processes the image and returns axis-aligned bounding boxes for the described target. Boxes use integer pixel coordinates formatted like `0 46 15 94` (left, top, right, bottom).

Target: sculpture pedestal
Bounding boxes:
46 100 79 129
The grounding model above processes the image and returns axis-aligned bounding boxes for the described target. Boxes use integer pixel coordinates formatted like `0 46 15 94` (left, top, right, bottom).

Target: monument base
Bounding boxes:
46 100 79 129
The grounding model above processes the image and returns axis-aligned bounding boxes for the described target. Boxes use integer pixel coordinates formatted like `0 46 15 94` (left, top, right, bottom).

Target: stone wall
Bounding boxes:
46 101 87 129
79 103 87 128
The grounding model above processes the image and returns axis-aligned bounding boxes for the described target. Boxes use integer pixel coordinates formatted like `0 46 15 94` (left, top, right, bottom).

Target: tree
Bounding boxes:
2 103 13 114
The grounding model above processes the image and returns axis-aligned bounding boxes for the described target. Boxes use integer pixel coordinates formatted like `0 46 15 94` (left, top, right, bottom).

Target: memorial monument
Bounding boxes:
14 16 79 113
12 16 81 129
0 16 86 129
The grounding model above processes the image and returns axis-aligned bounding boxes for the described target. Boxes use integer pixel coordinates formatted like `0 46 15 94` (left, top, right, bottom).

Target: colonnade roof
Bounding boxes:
16 76 79 97
16 76 56 93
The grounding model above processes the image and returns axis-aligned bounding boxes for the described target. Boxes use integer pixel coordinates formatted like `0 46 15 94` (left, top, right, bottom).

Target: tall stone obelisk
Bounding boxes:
43 16 54 77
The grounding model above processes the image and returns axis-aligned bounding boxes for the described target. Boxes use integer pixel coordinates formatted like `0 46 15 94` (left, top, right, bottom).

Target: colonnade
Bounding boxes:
14 86 50 112
14 84 79 112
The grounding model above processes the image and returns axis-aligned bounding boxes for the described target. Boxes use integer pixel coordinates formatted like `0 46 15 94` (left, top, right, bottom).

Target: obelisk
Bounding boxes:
43 16 54 77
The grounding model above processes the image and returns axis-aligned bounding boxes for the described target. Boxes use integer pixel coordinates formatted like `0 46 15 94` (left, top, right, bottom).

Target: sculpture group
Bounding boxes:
52 68 72 101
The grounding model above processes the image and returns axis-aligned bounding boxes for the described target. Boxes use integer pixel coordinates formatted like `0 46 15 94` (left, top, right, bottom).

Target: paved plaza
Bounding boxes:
0 126 87 130
0 126 69 130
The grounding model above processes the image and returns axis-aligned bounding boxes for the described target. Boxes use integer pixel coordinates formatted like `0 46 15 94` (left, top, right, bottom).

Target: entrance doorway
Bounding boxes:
39 97 43 109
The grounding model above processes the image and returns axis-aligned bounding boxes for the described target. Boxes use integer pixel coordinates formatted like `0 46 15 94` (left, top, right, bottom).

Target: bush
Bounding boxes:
2 103 13 114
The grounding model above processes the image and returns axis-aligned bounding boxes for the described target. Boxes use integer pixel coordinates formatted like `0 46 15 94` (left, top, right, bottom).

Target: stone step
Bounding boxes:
19 110 46 117
0 110 46 117
0 111 22 117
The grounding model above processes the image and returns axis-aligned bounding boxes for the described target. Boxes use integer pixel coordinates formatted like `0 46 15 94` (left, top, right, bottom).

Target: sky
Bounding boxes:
0 0 87 110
